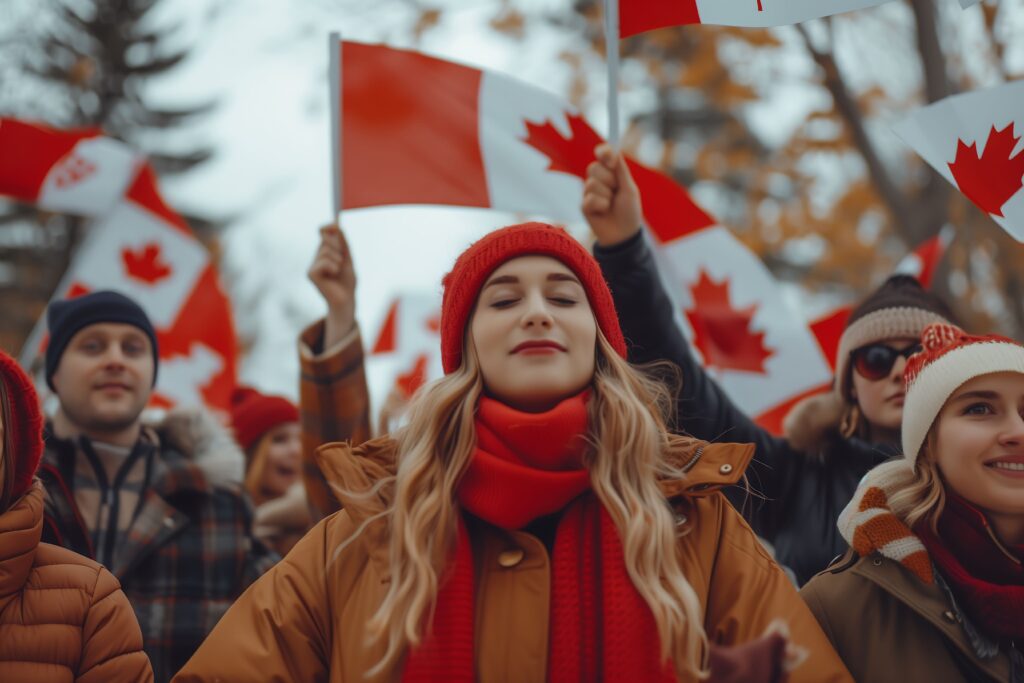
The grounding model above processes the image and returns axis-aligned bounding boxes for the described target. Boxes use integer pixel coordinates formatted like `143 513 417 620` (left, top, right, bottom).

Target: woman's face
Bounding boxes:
850 337 920 433
470 255 598 413
259 422 302 499
933 372 1024 520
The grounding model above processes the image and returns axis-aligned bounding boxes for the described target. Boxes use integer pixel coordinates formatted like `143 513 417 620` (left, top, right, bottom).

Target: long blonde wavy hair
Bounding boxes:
360 329 709 680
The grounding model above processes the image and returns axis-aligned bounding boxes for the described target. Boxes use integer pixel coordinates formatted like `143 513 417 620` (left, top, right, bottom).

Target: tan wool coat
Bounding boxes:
174 435 853 683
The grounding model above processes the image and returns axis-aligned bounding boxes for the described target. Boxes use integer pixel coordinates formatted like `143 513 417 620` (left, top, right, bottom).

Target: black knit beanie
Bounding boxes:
846 275 956 329
834 275 956 400
45 291 160 391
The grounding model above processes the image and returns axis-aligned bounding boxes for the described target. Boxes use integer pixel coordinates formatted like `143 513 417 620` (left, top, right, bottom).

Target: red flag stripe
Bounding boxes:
0 119 99 203
341 42 490 210
620 0 701 37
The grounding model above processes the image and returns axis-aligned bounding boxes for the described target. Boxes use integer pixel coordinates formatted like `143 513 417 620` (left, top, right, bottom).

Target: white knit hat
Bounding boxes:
902 323 1024 466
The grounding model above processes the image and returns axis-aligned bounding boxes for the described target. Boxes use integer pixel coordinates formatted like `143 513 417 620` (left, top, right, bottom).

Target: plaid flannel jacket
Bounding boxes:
298 319 372 520
39 425 278 683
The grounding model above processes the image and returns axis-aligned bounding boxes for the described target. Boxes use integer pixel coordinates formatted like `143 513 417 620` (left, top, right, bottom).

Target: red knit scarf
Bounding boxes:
401 393 675 682
915 492 1024 642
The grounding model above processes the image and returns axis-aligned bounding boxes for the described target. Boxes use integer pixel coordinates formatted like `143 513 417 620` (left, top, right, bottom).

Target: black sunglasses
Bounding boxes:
851 343 923 381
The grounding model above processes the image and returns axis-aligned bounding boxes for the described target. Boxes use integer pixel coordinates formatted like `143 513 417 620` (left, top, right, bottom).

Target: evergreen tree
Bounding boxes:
0 0 216 356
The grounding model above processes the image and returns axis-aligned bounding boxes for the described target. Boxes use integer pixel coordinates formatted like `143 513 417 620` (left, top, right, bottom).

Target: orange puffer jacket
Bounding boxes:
0 482 154 683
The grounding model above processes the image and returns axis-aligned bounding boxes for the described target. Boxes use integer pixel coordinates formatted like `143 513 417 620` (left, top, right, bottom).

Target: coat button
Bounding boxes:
163 517 175 529
719 463 733 475
498 548 525 569
943 611 959 623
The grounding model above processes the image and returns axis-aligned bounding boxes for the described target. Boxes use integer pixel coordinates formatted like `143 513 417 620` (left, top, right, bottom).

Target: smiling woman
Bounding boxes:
801 323 1024 683
470 256 597 412
230 387 309 556
174 222 854 683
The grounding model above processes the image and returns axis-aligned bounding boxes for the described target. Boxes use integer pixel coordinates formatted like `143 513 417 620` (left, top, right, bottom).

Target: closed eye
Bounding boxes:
549 297 577 306
490 298 519 309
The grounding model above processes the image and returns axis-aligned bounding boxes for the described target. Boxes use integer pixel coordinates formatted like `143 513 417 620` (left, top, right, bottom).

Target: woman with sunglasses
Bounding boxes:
801 324 1024 682
582 144 957 584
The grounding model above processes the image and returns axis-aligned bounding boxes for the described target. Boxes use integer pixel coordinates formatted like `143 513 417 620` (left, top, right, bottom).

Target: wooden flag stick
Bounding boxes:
329 31 343 220
605 0 621 147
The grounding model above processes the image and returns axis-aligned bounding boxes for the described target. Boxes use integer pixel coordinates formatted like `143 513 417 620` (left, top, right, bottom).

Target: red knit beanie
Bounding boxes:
230 387 300 453
440 222 627 374
0 350 45 502
902 323 1024 466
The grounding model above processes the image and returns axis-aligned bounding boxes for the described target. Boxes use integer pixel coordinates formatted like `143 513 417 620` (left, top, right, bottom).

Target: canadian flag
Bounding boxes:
892 80 1024 242
0 118 140 216
618 0 894 35
0 120 237 413
337 41 833 424
750 228 954 433
370 293 443 400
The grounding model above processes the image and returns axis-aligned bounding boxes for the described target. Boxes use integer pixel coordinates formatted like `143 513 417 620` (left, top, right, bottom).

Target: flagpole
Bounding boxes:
329 31 343 221
605 0 620 147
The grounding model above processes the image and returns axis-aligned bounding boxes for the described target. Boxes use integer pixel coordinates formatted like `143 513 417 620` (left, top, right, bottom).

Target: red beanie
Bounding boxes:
901 323 1024 465
440 222 627 374
0 350 45 502
230 387 300 453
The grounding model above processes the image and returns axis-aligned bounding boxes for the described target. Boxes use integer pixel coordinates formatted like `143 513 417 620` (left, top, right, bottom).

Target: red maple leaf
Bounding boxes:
684 270 773 374
396 354 430 399
521 112 602 180
948 123 1024 217
122 243 173 284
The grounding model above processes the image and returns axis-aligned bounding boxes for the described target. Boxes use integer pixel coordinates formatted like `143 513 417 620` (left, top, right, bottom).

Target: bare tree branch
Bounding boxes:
795 23 914 245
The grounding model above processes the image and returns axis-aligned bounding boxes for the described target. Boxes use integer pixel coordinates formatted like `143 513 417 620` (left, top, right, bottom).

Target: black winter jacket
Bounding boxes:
594 231 896 584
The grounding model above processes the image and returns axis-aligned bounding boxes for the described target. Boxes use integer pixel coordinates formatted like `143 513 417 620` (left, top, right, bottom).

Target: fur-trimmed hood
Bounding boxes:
149 408 246 488
782 390 847 455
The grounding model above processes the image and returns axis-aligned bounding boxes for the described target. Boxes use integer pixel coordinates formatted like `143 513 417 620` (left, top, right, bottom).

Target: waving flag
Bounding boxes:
370 293 443 400
336 40 833 423
893 80 1024 242
0 119 237 413
0 118 140 215
751 228 955 433
618 0 894 35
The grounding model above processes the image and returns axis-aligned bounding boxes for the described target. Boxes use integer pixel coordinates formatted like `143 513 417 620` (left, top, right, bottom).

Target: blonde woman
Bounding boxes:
231 387 310 556
174 223 850 682
801 324 1024 682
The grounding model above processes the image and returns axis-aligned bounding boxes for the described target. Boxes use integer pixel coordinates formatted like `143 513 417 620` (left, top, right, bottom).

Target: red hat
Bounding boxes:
440 222 627 374
0 350 45 502
902 323 1024 466
230 387 300 453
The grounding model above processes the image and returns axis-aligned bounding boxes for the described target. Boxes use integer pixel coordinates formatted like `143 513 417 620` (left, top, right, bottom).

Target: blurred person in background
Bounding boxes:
231 386 310 556
36 290 276 682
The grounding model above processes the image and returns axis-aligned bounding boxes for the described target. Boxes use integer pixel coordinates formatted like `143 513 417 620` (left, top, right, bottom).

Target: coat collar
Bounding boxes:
0 483 44 609
313 433 755 578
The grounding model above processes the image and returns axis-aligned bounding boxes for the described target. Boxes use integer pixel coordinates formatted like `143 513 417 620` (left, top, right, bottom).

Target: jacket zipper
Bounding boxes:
681 445 705 473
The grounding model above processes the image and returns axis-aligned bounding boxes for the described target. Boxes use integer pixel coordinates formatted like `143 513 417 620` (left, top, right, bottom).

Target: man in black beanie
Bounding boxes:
46 290 160 446
39 290 276 682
